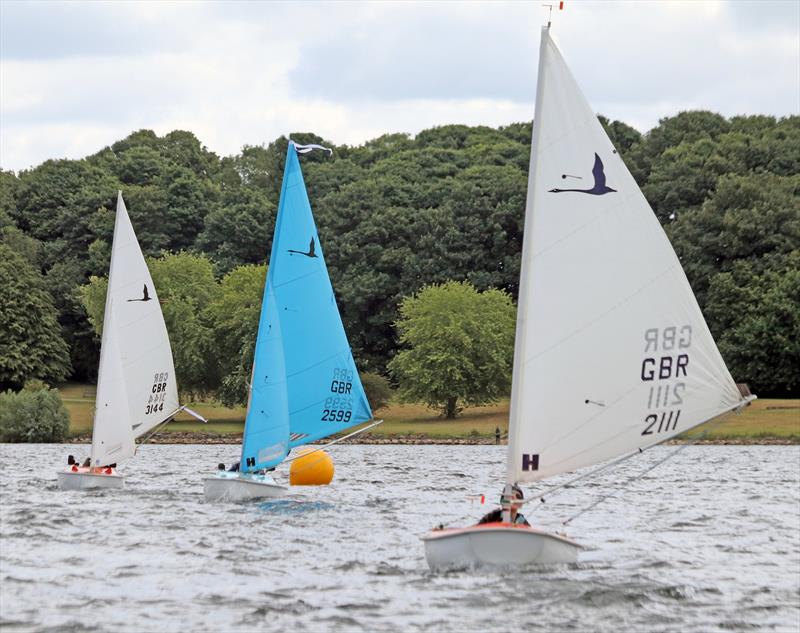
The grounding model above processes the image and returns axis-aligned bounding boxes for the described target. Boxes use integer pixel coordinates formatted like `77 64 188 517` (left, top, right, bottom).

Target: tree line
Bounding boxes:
1 111 797 404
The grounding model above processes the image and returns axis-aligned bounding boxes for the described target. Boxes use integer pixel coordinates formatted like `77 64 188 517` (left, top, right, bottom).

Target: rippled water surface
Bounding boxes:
1 444 799 632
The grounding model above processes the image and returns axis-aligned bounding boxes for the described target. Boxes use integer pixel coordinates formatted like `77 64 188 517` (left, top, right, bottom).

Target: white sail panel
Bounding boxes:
506 29 743 484
91 193 179 467
90 307 135 466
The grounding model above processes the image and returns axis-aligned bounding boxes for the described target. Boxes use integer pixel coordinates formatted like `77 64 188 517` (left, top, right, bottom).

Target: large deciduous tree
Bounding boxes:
705 251 800 397
668 172 800 306
0 245 71 390
388 281 515 418
203 264 266 406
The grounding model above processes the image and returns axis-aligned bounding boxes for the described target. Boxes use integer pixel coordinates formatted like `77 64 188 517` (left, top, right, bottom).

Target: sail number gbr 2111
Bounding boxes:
640 326 690 436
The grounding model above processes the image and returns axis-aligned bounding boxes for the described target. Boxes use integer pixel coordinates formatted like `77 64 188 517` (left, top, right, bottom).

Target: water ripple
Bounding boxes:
0 444 798 632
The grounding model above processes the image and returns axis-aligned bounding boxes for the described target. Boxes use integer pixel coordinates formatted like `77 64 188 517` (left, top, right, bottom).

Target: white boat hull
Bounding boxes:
422 523 582 571
203 471 287 502
56 467 124 491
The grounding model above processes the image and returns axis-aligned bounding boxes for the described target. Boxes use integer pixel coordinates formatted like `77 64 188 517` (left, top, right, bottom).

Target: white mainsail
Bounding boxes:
506 28 746 485
91 193 179 467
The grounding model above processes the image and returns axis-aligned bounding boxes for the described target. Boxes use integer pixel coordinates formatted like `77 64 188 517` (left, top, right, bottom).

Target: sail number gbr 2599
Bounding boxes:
640 326 690 436
321 368 354 423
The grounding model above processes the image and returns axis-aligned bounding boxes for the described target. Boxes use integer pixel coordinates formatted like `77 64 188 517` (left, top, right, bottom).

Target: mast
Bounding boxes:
505 26 551 485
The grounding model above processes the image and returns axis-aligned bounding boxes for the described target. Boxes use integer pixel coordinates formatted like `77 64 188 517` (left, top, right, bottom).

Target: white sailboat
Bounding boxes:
422 26 754 570
57 192 203 491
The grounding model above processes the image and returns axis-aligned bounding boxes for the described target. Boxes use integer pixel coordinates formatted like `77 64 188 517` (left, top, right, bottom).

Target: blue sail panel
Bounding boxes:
270 143 373 450
240 284 290 471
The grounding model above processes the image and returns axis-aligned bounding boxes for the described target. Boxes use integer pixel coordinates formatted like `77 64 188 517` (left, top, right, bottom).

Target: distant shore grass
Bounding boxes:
58 383 798 443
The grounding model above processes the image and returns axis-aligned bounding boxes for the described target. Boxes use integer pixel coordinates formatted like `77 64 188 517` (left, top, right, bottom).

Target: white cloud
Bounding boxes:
0 0 797 172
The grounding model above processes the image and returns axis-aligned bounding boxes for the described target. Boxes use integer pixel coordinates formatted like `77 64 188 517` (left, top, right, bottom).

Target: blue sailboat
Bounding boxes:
204 141 376 502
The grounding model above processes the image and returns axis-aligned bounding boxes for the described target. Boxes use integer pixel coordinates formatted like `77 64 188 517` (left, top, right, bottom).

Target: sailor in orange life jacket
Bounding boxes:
477 484 531 526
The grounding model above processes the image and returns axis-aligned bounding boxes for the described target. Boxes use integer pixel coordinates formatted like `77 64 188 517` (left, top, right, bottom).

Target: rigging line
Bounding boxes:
524 397 754 510
282 419 384 463
135 406 185 448
559 415 731 526
522 447 643 508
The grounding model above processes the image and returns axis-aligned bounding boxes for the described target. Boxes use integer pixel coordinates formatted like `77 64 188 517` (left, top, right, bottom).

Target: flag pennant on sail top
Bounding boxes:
292 142 333 155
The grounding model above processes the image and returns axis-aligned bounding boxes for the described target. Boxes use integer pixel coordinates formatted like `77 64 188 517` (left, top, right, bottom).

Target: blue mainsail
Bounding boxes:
240 142 373 472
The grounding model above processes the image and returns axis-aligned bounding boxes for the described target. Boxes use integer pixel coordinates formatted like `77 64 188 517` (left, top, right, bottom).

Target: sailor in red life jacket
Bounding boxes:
477 484 531 526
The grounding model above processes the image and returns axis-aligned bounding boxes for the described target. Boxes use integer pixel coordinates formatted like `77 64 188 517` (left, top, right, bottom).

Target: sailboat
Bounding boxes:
422 26 754 570
203 141 375 502
57 192 203 491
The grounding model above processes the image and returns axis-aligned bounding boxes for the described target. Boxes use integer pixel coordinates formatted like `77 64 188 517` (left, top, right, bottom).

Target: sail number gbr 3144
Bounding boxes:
640 326 691 436
145 371 170 415
321 368 354 423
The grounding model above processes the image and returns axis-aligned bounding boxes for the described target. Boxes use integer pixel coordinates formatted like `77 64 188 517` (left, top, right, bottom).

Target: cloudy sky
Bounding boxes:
1 0 798 172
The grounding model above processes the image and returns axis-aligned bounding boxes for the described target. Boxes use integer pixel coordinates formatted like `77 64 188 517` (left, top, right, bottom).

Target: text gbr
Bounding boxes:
321 368 354 423
640 326 690 436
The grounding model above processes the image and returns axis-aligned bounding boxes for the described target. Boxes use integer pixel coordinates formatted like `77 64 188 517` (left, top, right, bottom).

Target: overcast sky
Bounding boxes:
1 0 798 172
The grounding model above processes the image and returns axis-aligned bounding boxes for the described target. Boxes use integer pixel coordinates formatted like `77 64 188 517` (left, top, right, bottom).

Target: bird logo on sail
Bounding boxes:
549 153 616 195
288 237 318 258
127 284 153 302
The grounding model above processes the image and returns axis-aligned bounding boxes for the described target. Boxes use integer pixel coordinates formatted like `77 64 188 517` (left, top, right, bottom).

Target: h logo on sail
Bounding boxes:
521 453 540 471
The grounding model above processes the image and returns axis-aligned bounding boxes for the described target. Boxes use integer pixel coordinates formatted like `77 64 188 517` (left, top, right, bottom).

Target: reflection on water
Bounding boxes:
1 444 798 632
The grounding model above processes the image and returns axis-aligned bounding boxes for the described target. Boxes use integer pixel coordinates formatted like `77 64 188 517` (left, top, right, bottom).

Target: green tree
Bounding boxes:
11 159 119 272
0 169 19 221
44 257 100 381
388 281 515 418
626 110 731 183
359 372 393 411
644 134 749 221
0 382 71 442
705 251 800 397
196 188 275 274
203 263 266 406
668 173 800 305
0 245 71 390
149 253 218 397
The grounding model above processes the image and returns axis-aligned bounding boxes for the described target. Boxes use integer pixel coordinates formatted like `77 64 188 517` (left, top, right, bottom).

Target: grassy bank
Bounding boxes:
59 383 798 443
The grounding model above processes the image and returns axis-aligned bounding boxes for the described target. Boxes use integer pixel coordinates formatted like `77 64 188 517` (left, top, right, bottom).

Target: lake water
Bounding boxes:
1 444 798 632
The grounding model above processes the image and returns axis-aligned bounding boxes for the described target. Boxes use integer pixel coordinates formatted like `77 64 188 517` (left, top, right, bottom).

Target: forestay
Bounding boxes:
240 142 372 473
506 28 745 484
91 193 179 467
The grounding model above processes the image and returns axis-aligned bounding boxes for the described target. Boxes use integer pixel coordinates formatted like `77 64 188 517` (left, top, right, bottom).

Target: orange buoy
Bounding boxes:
289 447 334 486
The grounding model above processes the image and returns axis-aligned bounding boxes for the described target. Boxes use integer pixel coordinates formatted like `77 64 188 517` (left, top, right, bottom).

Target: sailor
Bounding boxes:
227 461 240 472
81 457 91 468
67 455 77 466
477 484 530 526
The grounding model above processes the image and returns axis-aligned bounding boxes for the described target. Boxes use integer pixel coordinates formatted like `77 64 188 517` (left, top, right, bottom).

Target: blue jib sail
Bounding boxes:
240 142 373 472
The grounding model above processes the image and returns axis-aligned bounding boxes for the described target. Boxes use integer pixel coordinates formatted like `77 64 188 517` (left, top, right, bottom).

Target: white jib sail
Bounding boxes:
506 28 745 485
91 193 179 467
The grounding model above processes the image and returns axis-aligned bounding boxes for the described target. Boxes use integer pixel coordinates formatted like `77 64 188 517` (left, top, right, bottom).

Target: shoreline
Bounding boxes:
64 432 799 446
